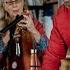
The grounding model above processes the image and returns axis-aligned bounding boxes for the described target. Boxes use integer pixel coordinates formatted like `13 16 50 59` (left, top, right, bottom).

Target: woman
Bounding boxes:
42 0 70 70
2 0 48 70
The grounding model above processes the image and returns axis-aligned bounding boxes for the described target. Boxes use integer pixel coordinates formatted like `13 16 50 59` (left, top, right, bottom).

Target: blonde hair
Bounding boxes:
0 0 8 29
2 0 28 23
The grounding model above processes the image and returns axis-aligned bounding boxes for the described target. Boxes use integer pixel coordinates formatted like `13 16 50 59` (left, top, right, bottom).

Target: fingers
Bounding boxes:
18 20 27 27
17 15 28 28
13 34 21 39
23 10 30 16
17 11 34 32
6 30 10 35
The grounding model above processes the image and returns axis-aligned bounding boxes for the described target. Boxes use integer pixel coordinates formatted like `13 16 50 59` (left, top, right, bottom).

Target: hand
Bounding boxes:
2 31 10 47
17 10 41 42
17 10 36 33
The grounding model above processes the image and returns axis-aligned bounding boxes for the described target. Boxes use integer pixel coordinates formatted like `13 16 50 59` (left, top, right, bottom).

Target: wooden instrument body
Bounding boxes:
4 29 40 70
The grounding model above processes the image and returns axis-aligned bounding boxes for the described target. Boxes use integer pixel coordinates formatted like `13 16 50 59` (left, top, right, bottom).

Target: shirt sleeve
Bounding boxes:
36 34 48 52
33 18 48 52
0 33 5 53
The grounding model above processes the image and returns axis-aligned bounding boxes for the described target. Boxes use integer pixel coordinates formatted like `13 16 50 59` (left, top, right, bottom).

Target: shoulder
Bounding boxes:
53 4 68 25
52 4 69 29
56 1 70 17
55 4 66 18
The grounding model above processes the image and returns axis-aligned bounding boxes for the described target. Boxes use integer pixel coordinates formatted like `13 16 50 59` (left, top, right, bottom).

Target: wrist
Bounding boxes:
32 29 41 43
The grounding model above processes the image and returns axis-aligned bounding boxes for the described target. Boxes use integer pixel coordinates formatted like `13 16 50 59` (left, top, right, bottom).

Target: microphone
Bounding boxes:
0 15 23 54
0 15 24 33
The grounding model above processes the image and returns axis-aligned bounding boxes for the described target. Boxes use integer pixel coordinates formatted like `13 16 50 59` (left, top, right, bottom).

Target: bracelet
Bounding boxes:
36 35 48 52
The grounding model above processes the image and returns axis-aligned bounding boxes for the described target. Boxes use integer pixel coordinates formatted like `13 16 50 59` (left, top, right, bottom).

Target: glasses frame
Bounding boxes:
4 0 22 5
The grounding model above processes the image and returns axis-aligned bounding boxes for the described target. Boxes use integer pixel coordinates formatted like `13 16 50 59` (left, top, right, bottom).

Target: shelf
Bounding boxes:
28 2 58 10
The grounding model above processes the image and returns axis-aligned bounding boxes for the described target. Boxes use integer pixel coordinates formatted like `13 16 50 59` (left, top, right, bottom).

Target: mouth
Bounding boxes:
13 10 19 13
12 10 20 16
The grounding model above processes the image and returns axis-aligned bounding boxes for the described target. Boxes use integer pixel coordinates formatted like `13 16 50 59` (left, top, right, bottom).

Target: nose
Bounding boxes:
12 1 17 7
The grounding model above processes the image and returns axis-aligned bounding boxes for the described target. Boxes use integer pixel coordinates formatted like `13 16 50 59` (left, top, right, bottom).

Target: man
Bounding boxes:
42 0 70 70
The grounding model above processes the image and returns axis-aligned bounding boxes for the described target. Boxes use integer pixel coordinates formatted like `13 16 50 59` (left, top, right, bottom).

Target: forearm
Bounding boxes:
32 31 48 52
32 18 48 51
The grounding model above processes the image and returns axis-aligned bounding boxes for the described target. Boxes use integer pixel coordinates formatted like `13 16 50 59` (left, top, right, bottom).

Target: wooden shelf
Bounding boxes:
28 2 58 10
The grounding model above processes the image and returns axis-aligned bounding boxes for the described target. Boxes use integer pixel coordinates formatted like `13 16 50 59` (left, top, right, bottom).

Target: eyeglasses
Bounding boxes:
4 0 22 5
